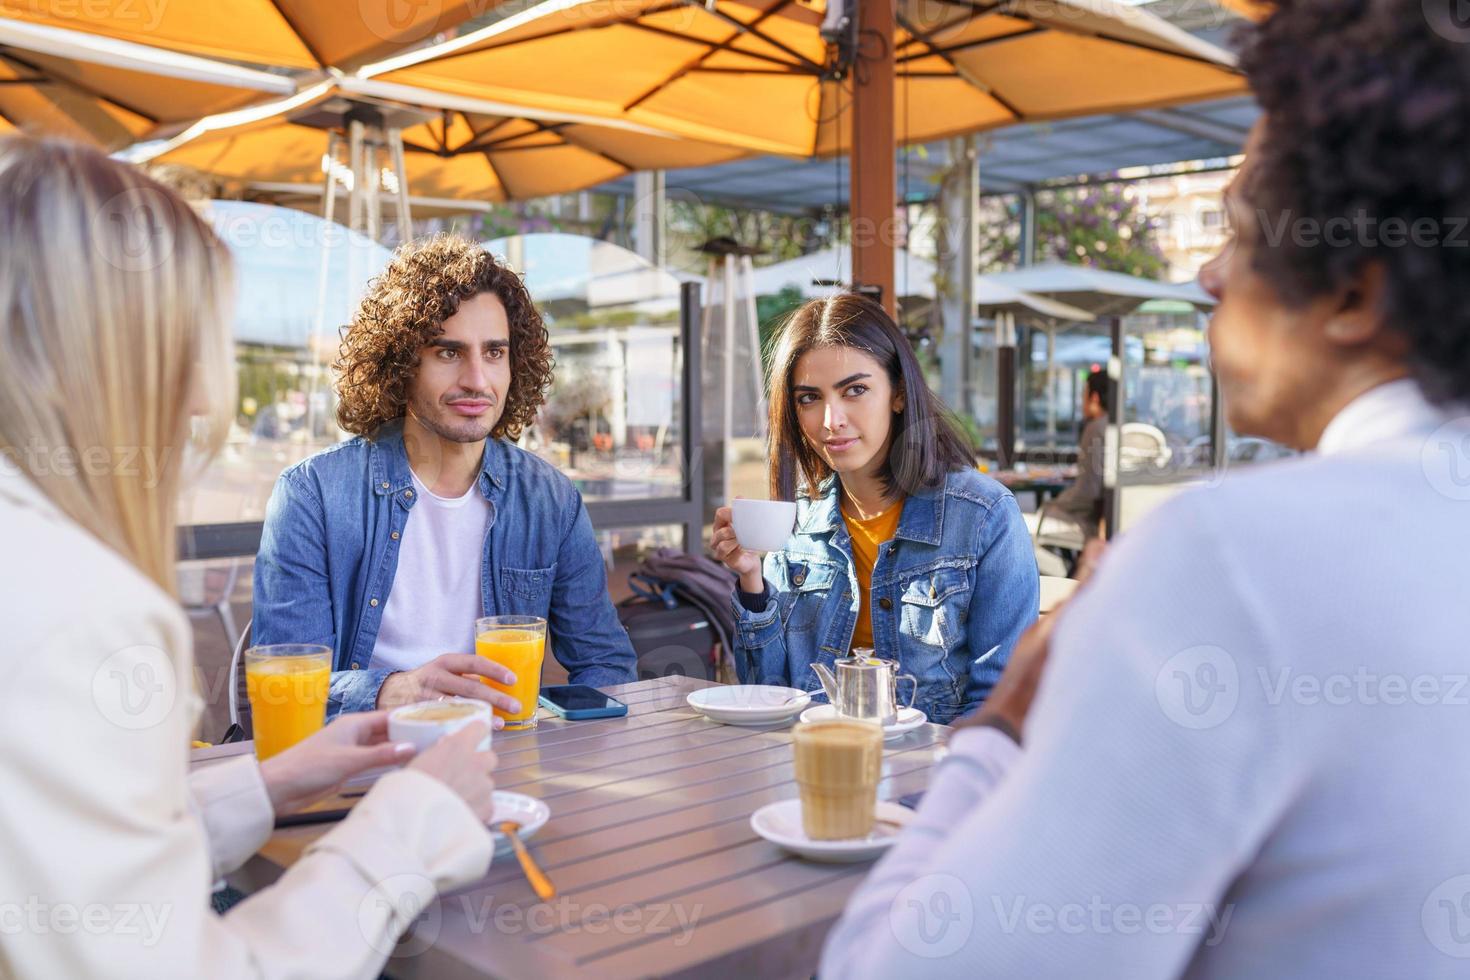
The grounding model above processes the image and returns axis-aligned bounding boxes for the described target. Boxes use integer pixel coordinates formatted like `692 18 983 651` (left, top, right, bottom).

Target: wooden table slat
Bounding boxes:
221 674 947 979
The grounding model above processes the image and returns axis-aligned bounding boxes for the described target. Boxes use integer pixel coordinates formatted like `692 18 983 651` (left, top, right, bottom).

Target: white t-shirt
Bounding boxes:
370 468 491 673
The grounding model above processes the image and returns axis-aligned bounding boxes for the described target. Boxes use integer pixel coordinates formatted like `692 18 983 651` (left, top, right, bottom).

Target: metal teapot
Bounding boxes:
810 649 917 727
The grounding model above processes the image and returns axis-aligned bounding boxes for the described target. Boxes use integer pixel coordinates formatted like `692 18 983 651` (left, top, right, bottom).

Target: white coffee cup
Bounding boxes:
388 697 493 754
731 498 798 553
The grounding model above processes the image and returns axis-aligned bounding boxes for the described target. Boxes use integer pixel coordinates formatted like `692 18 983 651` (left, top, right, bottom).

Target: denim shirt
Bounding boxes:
253 420 637 716
731 469 1039 726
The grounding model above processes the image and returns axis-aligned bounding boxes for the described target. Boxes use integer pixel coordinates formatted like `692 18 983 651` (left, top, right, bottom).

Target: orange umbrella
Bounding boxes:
0 19 294 147
359 0 1246 158
0 0 495 71
135 81 747 202
1217 0 1272 20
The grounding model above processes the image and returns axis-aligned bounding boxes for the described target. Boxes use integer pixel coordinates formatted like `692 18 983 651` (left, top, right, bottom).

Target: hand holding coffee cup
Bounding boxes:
389 698 494 753
712 499 797 593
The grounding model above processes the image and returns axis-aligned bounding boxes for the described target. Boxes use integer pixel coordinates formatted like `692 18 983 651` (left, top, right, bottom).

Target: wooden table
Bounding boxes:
991 466 1077 505
218 675 947 979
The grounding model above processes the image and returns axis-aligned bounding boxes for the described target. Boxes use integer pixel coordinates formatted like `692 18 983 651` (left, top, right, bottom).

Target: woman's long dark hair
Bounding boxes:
766 293 975 501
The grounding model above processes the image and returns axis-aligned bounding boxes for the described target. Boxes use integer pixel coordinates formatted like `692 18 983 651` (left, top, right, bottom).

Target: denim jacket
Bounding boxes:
253 420 637 716
731 469 1039 725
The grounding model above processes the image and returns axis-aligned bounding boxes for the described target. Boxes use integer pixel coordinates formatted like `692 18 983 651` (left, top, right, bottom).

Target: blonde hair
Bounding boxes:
0 138 235 595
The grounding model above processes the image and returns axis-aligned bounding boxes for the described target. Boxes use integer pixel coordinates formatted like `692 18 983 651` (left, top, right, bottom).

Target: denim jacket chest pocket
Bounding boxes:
782 558 842 634
896 562 974 650
500 563 557 615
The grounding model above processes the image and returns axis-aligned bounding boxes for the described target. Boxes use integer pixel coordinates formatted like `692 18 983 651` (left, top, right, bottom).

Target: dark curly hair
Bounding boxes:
334 234 553 438
1237 0 1470 403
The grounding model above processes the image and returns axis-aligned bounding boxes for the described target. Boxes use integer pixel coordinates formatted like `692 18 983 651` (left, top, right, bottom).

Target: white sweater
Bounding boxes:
823 380 1470 978
0 472 495 978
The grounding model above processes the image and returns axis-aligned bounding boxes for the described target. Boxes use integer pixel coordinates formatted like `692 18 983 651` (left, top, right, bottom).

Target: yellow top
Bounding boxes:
841 497 905 650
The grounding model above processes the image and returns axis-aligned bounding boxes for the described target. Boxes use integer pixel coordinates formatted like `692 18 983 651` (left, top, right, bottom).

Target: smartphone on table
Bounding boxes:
538 684 629 720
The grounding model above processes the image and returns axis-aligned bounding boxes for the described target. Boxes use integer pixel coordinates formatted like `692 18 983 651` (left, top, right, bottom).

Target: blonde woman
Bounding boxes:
0 138 500 977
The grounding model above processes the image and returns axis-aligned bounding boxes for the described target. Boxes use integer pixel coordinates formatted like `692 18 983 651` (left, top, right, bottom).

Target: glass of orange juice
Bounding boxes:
474 616 546 730
244 644 331 760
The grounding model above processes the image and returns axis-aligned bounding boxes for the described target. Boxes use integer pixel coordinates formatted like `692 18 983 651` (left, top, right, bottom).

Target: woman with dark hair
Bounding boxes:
821 0 1470 974
711 293 1039 725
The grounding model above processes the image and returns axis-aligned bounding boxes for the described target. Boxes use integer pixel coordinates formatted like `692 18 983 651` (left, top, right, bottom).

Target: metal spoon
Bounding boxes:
498 820 556 901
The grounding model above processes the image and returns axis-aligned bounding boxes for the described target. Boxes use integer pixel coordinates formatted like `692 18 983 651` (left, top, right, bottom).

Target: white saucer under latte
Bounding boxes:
799 703 927 740
750 799 913 862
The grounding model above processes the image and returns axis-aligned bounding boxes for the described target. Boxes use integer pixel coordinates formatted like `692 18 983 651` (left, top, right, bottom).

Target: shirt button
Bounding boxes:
380 482 389 489
369 598 379 607
391 531 400 540
350 663 360 669
404 490 414 499
878 597 893 611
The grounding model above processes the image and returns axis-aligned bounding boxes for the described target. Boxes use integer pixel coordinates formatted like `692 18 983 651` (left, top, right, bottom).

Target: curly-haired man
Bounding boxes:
253 235 635 717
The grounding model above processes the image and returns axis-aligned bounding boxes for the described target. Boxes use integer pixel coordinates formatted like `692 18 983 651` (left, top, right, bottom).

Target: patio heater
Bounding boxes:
698 237 766 520
293 97 430 437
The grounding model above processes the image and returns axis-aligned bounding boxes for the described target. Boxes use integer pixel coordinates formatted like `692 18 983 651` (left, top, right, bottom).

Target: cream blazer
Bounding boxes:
0 472 495 978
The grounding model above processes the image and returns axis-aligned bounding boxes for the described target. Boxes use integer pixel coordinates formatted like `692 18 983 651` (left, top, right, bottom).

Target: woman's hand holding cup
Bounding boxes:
712 504 766 593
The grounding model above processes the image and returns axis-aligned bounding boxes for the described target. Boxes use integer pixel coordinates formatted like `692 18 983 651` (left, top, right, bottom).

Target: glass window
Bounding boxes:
484 234 687 504
181 201 391 527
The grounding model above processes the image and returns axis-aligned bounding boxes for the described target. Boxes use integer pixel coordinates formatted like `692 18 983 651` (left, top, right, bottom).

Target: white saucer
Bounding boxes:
687 685 810 726
798 704 928 740
489 791 550 856
751 799 912 862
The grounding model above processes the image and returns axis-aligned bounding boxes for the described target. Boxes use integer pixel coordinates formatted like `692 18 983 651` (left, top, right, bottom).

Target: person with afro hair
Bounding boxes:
823 2 1470 974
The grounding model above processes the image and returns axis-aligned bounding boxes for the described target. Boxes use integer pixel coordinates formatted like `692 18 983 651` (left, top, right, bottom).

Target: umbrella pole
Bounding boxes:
1045 325 1056 445
305 133 343 445
740 253 767 436
722 254 736 509
387 128 412 245
850 0 896 316
347 119 365 237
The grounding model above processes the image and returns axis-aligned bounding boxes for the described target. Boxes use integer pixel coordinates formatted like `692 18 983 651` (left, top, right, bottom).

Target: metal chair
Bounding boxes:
1119 422 1174 474
227 619 252 737
180 560 243 654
